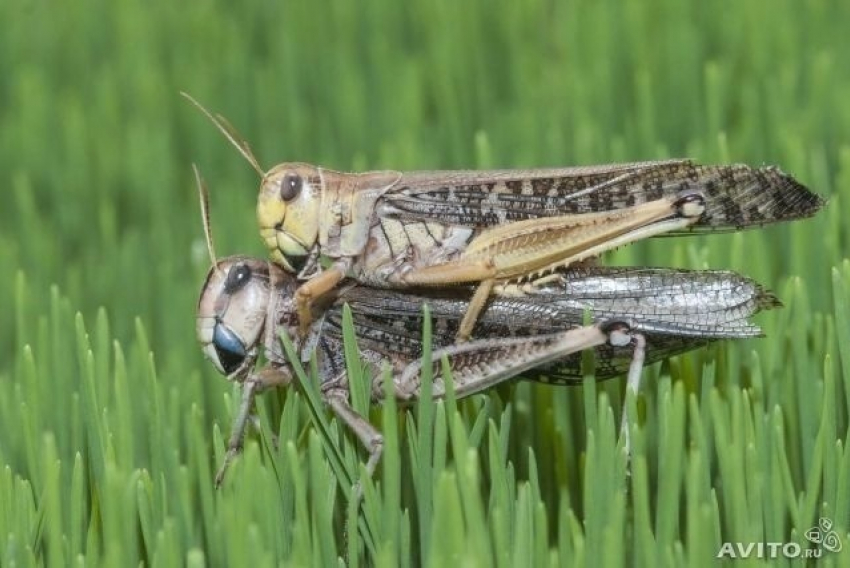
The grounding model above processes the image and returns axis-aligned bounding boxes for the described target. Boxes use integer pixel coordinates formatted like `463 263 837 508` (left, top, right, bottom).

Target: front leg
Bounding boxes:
215 366 292 488
295 258 352 336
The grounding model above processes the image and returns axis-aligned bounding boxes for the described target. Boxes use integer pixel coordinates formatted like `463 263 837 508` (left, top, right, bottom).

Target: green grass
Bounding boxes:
1 0 849 565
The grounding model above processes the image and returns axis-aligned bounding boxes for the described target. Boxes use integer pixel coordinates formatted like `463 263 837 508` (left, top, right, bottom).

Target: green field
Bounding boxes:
1 0 849 565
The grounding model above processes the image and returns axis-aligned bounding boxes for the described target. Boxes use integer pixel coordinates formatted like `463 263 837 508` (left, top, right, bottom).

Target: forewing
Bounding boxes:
380 160 824 232
326 266 779 382
518 266 780 336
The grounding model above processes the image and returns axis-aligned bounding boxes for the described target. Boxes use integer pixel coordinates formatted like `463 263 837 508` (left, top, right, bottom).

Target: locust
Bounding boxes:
198 257 777 486
183 94 823 341
194 167 780 486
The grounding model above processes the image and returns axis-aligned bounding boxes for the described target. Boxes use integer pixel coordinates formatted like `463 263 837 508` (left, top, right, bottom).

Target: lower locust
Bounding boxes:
197 254 778 485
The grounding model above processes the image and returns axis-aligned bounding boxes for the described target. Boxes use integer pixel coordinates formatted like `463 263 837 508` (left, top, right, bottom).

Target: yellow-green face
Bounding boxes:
257 163 323 273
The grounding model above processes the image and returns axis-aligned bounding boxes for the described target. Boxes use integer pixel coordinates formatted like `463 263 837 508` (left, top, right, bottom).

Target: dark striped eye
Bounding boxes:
224 264 252 294
280 173 302 201
212 322 246 374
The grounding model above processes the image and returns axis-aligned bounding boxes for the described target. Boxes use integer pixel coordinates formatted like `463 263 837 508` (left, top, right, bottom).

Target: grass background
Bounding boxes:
1 0 849 565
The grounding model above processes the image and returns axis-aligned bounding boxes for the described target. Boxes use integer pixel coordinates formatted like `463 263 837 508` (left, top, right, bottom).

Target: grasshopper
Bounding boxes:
183 94 822 341
194 166 779 485
198 257 777 485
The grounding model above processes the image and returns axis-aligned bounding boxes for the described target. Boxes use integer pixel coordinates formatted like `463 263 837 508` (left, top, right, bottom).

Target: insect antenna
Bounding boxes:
193 164 223 277
181 92 265 177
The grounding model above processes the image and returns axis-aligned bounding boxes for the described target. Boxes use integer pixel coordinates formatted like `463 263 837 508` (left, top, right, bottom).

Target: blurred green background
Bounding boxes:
1 0 849 565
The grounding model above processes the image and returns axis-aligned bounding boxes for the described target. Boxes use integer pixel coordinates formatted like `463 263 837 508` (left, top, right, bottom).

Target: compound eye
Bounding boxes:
279 173 302 201
224 263 252 294
213 323 247 375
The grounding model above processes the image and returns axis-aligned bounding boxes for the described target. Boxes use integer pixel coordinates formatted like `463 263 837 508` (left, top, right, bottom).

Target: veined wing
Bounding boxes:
504 266 780 336
323 266 779 382
379 160 824 233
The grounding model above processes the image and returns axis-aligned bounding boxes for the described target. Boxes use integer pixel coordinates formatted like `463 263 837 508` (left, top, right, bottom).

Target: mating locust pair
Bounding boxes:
188 96 825 486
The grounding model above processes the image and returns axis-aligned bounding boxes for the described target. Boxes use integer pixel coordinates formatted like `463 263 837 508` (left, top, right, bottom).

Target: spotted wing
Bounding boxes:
379 160 824 232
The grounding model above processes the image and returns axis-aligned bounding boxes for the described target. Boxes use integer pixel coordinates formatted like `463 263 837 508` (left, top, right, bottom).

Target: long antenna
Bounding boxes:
181 92 265 177
193 164 223 276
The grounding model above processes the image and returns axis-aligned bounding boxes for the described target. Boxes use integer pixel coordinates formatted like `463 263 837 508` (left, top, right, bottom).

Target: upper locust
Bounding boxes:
184 94 825 340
